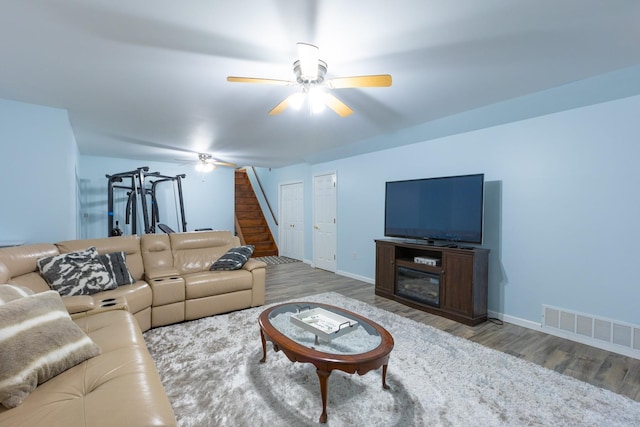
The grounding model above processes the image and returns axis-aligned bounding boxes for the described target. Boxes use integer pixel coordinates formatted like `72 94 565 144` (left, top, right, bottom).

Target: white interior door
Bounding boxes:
279 182 304 260
313 173 336 272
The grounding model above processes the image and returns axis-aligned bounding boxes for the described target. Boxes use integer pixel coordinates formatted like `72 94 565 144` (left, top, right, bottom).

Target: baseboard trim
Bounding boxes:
488 310 640 360
487 310 540 330
336 270 374 285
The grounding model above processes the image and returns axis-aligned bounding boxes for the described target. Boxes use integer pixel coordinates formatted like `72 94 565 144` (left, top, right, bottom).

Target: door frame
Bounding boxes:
278 180 304 260
312 171 337 271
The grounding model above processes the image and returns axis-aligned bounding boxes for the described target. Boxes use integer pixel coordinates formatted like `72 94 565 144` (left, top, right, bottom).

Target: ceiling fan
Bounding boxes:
177 153 237 172
227 43 392 117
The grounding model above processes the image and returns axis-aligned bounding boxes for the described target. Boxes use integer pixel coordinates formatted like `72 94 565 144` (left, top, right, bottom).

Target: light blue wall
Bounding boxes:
0 99 78 244
2 90 639 328
79 156 235 239
259 94 640 326
250 164 312 258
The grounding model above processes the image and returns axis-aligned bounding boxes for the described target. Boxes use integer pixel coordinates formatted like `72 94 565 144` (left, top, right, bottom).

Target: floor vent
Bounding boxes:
542 305 640 358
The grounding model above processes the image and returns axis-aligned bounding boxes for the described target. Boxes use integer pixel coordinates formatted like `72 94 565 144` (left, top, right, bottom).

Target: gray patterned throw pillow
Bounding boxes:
37 247 118 296
98 251 135 286
210 245 254 271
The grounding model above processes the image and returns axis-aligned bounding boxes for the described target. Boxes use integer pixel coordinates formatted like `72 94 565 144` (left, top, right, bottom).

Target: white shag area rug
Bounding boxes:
143 292 640 426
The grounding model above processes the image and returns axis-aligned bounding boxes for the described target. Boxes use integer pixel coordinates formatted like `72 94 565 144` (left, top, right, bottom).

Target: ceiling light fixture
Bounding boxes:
195 162 215 172
195 153 216 173
227 42 391 117
290 92 305 110
308 87 326 114
296 43 320 81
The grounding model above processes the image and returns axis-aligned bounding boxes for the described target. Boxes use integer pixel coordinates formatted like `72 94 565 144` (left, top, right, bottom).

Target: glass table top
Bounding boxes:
267 303 382 355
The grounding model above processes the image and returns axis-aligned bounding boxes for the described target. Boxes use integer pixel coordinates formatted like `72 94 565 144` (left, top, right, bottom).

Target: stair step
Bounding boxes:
236 204 262 211
238 219 266 227
240 225 268 233
235 191 258 197
243 232 271 241
253 250 278 257
235 187 253 193
235 191 256 198
237 209 262 217
236 212 267 220
235 169 277 255
253 246 277 255
252 240 275 248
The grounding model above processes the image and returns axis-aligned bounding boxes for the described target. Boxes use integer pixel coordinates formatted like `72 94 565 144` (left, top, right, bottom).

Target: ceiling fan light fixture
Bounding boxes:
227 42 391 117
296 42 319 81
294 60 327 84
290 92 305 110
195 153 217 172
195 162 215 173
308 87 326 114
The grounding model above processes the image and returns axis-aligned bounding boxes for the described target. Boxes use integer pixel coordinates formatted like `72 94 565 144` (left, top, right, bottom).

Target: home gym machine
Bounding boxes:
106 166 187 237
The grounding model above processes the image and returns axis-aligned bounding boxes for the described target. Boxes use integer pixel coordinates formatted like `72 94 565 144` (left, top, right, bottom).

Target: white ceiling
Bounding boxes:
1 1 639 168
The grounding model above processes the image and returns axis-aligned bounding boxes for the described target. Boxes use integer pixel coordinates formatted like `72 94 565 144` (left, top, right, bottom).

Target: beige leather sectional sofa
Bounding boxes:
0 230 267 427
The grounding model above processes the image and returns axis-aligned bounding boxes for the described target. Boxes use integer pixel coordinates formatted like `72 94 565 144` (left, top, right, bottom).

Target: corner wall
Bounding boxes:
0 98 78 244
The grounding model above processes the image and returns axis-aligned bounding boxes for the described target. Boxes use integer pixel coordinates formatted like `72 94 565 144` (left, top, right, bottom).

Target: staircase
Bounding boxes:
234 169 278 257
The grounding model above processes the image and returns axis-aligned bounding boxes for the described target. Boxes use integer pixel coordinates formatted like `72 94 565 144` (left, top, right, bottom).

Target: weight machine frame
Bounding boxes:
106 166 187 236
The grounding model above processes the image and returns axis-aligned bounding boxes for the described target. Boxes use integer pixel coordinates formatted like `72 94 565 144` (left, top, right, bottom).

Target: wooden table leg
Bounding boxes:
382 364 390 389
316 369 331 423
259 329 267 363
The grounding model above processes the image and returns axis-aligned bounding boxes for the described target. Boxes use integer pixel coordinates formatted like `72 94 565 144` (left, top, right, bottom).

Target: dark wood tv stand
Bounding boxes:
375 239 489 326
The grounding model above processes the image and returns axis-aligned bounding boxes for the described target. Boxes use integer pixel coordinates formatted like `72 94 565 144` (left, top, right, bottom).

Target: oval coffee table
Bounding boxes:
258 302 394 423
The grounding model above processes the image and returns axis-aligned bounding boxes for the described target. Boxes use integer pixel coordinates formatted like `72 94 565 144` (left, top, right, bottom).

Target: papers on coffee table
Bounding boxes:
290 307 358 341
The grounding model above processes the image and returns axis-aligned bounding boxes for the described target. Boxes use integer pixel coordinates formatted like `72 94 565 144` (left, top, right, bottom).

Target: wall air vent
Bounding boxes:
542 305 640 359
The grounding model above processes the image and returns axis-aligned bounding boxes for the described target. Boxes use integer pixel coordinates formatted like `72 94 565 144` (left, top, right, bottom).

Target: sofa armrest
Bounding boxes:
243 259 266 307
243 259 267 272
63 295 96 314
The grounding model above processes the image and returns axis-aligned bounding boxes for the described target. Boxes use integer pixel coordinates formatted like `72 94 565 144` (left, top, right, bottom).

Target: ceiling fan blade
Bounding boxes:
211 160 237 168
227 76 293 86
173 158 196 164
268 96 292 115
324 93 353 117
326 74 392 89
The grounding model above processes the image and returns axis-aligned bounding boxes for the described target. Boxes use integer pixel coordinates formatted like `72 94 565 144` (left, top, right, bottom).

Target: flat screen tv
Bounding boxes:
384 173 484 244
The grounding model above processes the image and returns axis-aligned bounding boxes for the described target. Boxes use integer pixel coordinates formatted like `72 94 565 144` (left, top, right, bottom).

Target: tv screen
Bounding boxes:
384 173 484 244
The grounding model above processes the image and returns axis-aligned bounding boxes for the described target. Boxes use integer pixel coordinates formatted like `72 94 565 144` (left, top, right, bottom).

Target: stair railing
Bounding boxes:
249 166 278 226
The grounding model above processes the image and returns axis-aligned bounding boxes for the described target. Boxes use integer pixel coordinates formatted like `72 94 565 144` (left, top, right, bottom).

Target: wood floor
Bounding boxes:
264 262 640 403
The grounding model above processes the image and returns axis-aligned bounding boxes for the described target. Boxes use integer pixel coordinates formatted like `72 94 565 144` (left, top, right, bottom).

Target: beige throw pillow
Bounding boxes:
0 290 101 408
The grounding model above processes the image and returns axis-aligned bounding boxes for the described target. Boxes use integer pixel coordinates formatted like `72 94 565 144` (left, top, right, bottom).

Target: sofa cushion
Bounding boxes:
169 230 239 275
0 291 101 408
0 284 33 304
98 252 135 286
37 248 117 296
210 245 254 271
0 244 60 294
184 269 253 299
0 310 177 426
56 235 145 282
